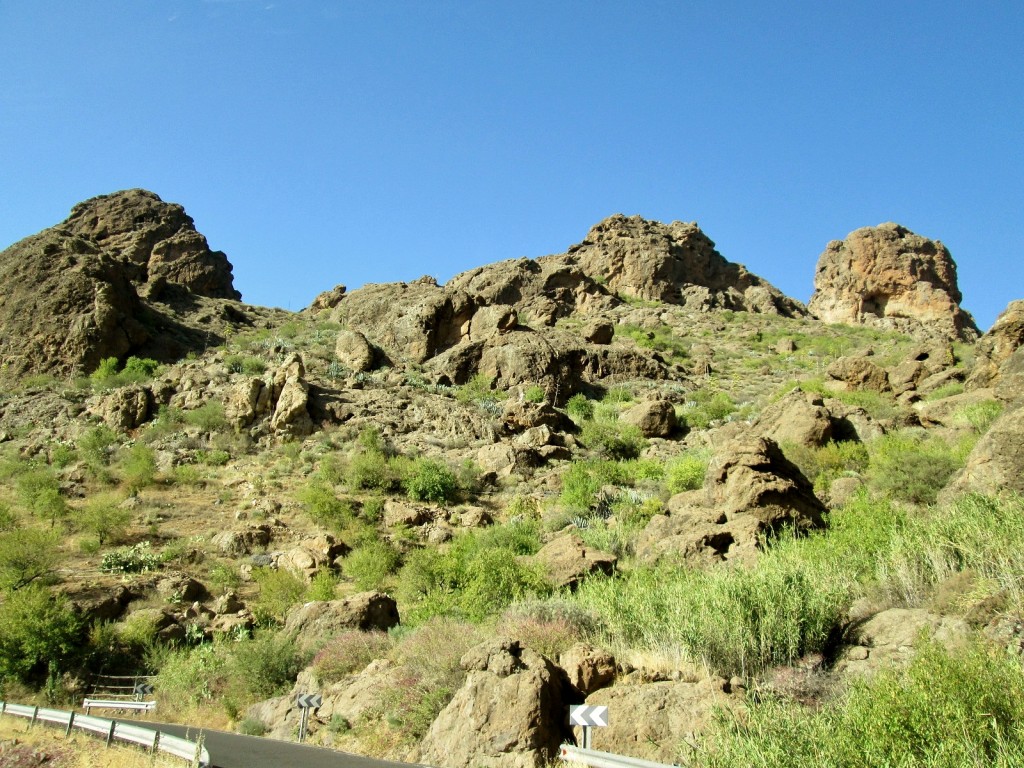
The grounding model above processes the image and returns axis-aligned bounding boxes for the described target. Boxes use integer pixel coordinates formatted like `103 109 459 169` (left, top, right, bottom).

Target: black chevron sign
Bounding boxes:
569 704 608 727
134 683 155 696
296 693 322 709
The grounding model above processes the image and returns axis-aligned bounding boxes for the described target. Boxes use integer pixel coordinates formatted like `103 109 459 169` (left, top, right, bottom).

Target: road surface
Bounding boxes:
137 720 418 768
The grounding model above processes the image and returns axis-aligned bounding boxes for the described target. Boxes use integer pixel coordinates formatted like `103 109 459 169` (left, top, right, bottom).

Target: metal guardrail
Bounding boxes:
0 700 209 767
560 744 674 768
83 698 158 714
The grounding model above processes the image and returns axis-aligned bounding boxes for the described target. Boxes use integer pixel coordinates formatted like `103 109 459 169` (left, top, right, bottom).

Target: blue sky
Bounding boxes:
1 1 1021 330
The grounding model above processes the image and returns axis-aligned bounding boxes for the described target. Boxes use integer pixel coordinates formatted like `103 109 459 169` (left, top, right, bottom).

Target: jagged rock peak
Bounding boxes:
808 222 978 342
555 213 806 316
59 188 240 301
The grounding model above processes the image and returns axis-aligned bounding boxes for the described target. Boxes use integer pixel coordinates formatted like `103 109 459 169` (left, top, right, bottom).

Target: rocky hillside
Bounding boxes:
1 191 1022 768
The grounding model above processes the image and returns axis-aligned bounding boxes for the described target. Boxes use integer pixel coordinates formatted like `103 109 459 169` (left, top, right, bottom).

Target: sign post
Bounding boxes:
568 704 608 749
296 693 322 744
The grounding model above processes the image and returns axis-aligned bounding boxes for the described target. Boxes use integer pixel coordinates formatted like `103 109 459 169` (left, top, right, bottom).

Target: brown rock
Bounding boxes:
561 214 804 315
334 329 376 372
532 534 616 590
968 300 1024 390
558 643 616 695
92 385 151 430
582 320 614 345
621 399 678 438
940 406 1024 500
808 223 978 342
414 638 577 768
827 355 890 392
584 678 735 762
284 592 400 649
752 388 833 448
383 499 436 527
836 608 968 678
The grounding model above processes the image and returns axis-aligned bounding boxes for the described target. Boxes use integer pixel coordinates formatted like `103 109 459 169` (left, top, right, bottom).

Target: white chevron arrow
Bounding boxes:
569 704 608 727
296 693 322 709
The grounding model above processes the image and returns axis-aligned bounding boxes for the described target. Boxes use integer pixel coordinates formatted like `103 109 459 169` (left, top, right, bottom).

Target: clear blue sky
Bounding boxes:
2 1 1021 330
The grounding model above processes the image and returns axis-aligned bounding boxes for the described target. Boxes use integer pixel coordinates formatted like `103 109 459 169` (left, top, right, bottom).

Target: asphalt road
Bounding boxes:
137 720 417 768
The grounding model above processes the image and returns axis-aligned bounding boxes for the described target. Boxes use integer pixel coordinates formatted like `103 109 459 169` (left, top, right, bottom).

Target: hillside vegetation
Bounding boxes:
1 190 1022 767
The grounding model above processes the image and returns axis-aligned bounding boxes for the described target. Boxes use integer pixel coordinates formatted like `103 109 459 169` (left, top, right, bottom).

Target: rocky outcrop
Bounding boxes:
836 608 968 678
621 398 678 438
60 189 240 300
808 223 978 342
751 388 833 448
637 437 826 564
555 215 804 315
967 300 1024 390
940 406 1024 500
413 638 577 768
0 189 283 378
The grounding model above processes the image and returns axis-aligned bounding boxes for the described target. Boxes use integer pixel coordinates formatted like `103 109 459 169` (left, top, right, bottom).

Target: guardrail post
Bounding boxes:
106 719 116 747
30 706 38 728
1 701 6 717
152 730 160 753
65 711 75 737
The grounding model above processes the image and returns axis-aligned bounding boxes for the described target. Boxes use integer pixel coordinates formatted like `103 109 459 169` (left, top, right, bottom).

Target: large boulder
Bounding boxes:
414 638 578 768
621 398 678 438
836 608 968 678
284 593 400 650
531 534 617 590
583 678 737 763
752 388 833 448
556 214 805 315
808 223 979 342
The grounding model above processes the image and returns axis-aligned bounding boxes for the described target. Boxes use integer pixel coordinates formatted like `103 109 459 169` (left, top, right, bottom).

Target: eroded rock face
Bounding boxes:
414 638 577 768
967 300 1024 390
0 189 273 378
637 437 826 565
558 214 805 315
808 223 978 342
284 592 399 649
60 188 240 300
940 406 1024 500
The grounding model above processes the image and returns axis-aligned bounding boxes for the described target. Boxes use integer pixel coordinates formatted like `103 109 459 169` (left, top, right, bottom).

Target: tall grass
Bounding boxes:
694 639 1024 768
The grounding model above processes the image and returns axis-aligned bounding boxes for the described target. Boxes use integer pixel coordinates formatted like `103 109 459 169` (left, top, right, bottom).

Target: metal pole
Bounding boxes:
298 707 308 744
583 725 591 750
65 711 75 737
106 719 116 747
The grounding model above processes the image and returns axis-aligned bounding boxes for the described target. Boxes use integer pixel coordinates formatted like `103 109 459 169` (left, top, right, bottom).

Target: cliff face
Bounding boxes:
808 223 979 342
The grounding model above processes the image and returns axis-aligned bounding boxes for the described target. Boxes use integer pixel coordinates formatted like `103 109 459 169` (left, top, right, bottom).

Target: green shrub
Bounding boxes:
0 528 61 591
343 540 401 590
0 503 18 532
118 443 157 491
225 354 267 375
665 452 710 493
574 553 849 677
78 495 132 546
867 430 965 505
523 385 546 403
404 459 458 504
183 401 228 432
89 357 121 384
566 393 595 422
122 356 160 378
238 718 268 736
208 562 242 594
681 390 736 429
152 644 228 711
15 468 68 526
695 639 1024 768
347 449 400 493
456 373 503 407
306 568 339 601
297 482 356 530
227 632 305 700
197 449 231 466
251 567 306 625
579 420 648 460
0 585 81 683
952 399 1003 433
79 424 119 474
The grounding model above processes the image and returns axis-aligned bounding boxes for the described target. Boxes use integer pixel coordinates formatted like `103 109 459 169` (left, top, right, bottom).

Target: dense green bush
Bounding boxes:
0 585 81 683
696 639 1024 768
78 495 132 546
574 553 849 677
867 430 966 505
0 528 61 591
183 401 228 432
297 482 356 530
665 451 711 493
579 419 648 460
119 442 157 492
343 539 401 590
15 468 67 526
228 632 306 700
101 542 159 574
404 458 459 504
251 567 306 625
566 393 595 422
680 390 737 429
